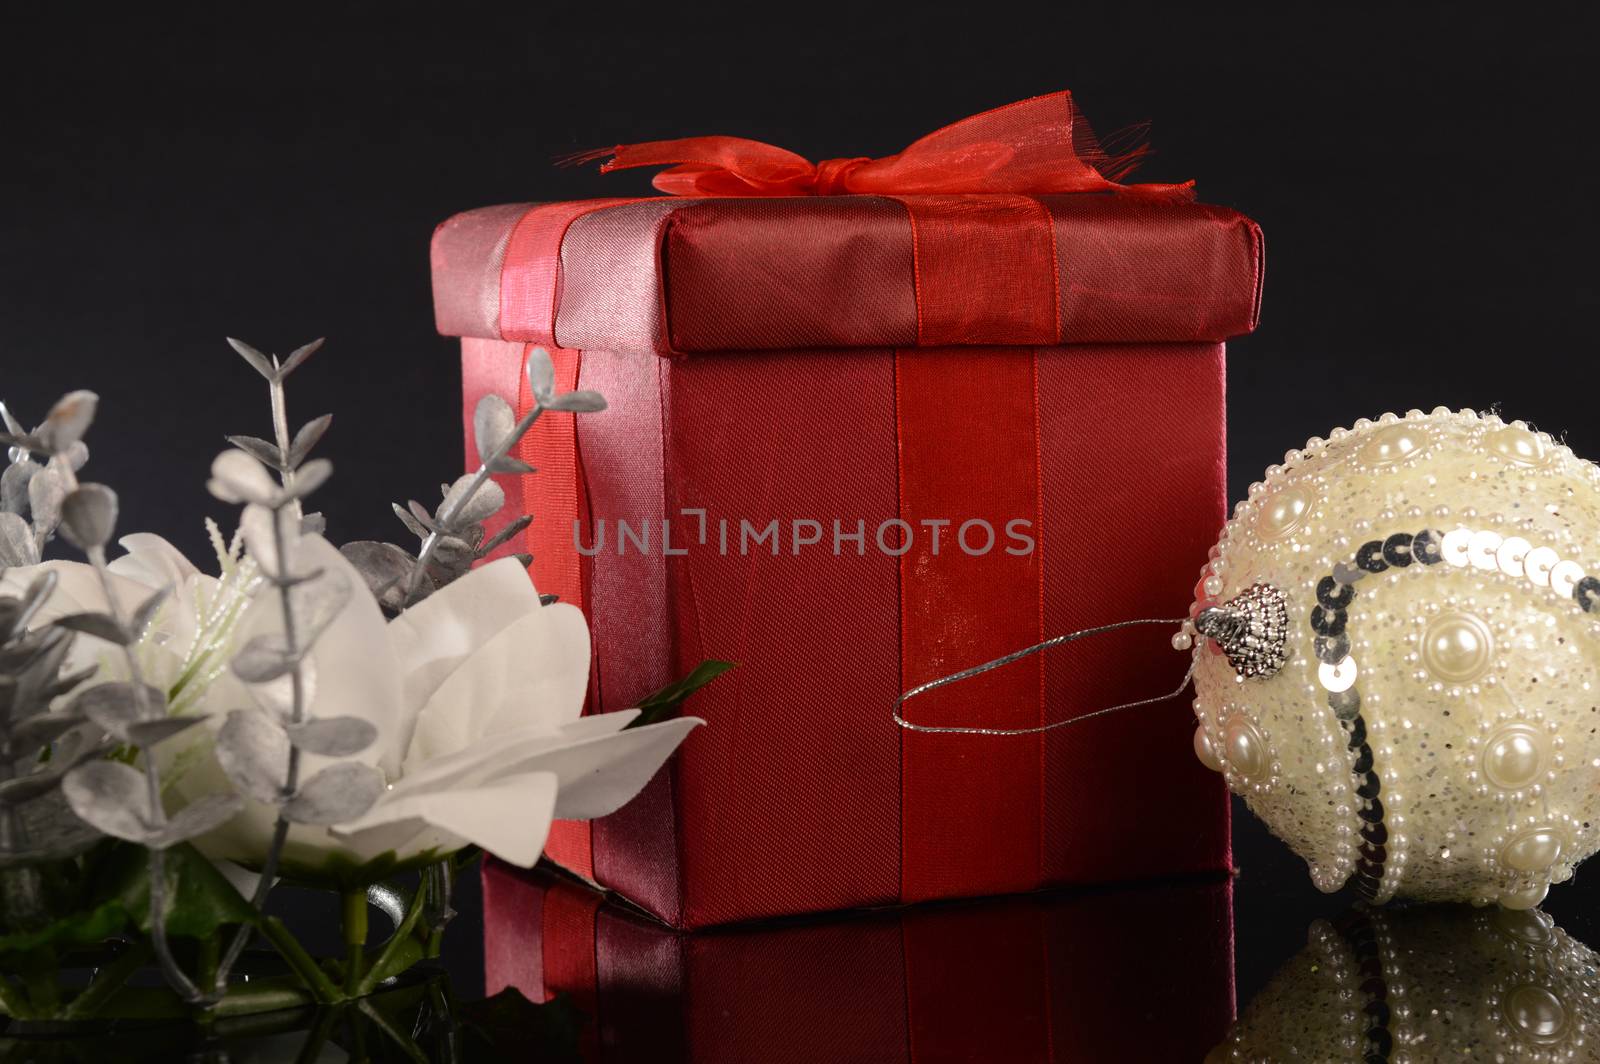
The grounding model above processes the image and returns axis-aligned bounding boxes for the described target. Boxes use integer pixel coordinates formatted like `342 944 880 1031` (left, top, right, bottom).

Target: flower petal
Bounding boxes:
544 718 701 819
383 556 543 759
391 711 640 798
334 770 558 868
403 601 590 767
232 535 405 778
393 712 699 820
108 533 200 589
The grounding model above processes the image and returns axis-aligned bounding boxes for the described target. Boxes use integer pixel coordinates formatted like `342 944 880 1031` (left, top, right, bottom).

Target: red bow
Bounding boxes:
572 91 1194 199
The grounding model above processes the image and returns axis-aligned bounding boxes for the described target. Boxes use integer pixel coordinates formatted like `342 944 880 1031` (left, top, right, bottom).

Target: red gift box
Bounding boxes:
482 860 1236 1063
432 94 1263 929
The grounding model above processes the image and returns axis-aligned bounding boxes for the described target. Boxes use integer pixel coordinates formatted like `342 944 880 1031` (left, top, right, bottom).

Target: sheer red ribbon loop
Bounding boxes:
574 91 1194 199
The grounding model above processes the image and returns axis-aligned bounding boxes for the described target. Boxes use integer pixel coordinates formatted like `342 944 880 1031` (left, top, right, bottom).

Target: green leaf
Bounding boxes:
90 840 257 939
625 659 736 729
0 892 126 954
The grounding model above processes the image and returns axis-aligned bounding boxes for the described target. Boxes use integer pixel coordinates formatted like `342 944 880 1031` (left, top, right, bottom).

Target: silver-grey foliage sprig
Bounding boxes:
342 347 605 615
0 393 92 567
18 398 246 1006
208 339 383 993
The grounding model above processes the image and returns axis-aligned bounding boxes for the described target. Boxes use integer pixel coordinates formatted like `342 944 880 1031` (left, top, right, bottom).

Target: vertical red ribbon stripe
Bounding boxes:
896 346 1044 901
517 343 596 880
893 194 1059 346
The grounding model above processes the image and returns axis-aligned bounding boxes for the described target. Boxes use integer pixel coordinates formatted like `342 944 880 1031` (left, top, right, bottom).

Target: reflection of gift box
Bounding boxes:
482 859 1236 1063
432 95 1263 929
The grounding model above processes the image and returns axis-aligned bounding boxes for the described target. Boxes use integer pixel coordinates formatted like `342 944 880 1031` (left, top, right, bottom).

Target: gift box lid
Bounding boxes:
431 193 1263 356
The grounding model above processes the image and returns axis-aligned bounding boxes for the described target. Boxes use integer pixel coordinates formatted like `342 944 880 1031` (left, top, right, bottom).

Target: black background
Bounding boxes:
3 0 1599 1018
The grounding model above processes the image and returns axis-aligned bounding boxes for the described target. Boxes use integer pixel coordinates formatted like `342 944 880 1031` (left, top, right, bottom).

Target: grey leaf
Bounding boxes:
54 612 131 646
11 569 57 635
440 474 504 528
0 512 38 567
0 791 104 865
1 458 38 516
0 769 70 806
289 414 333 468
300 511 327 536
286 458 333 500
58 484 119 551
208 449 280 506
27 468 65 535
40 664 98 703
62 760 156 844
215 709 290 803
0 401 25 439
290 567 351 646
9 628 73 712
227 338 278 381
281 761 384 825
339 541 417 597
146 793 245 850
225 434 285 471
250 655 317 721
278 338 325 379
392 502 429 540
35 391 99 454
12 711 86 750
478 515 532 557
432 535 476 571
486 455 536 476
542 390 608 414
70 681 165 738
406 500 439 533
239 503 284 578
285 715 378 757
473 395 517 465
61 441 89 472
129 585 172 641
125 715 206 749
525 346 555 403
231 634 297 684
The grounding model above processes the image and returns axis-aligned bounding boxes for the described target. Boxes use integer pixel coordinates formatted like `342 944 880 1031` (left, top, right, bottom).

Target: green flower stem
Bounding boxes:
61 940 152 1019
292 1000 346 1064
357 997 430 1064
0 973 31 1019
356 882 428 997
211 981 314 1019
342 888 368 996
259 916 340 1004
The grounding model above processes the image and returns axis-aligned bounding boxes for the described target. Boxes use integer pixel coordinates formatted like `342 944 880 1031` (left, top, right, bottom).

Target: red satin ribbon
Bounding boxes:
517 344 599 882
576 91 1192 200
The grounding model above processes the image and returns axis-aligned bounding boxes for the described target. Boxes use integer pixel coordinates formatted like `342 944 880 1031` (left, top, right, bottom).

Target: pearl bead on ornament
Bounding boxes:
1420 612 1493 683
1190 409 1600 906
1503 984 1568 1042
1217 906 1596 1058
1482 724 1543 789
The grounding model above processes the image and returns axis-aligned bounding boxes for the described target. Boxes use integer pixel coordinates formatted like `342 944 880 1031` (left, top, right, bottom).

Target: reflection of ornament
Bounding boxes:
1211 904 1600 1062
1188 409 1600 907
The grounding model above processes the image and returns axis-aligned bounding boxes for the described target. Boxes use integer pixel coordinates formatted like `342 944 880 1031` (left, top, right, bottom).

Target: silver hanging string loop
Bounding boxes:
894 617 1196 736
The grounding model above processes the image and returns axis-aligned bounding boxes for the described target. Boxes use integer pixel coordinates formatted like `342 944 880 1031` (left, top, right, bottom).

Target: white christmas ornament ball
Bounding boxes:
1189 409 1600 908
1211 905 1600 1061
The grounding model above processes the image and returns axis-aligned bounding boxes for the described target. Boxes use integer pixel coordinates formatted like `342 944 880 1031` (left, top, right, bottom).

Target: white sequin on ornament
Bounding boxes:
1189 409 1600 908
